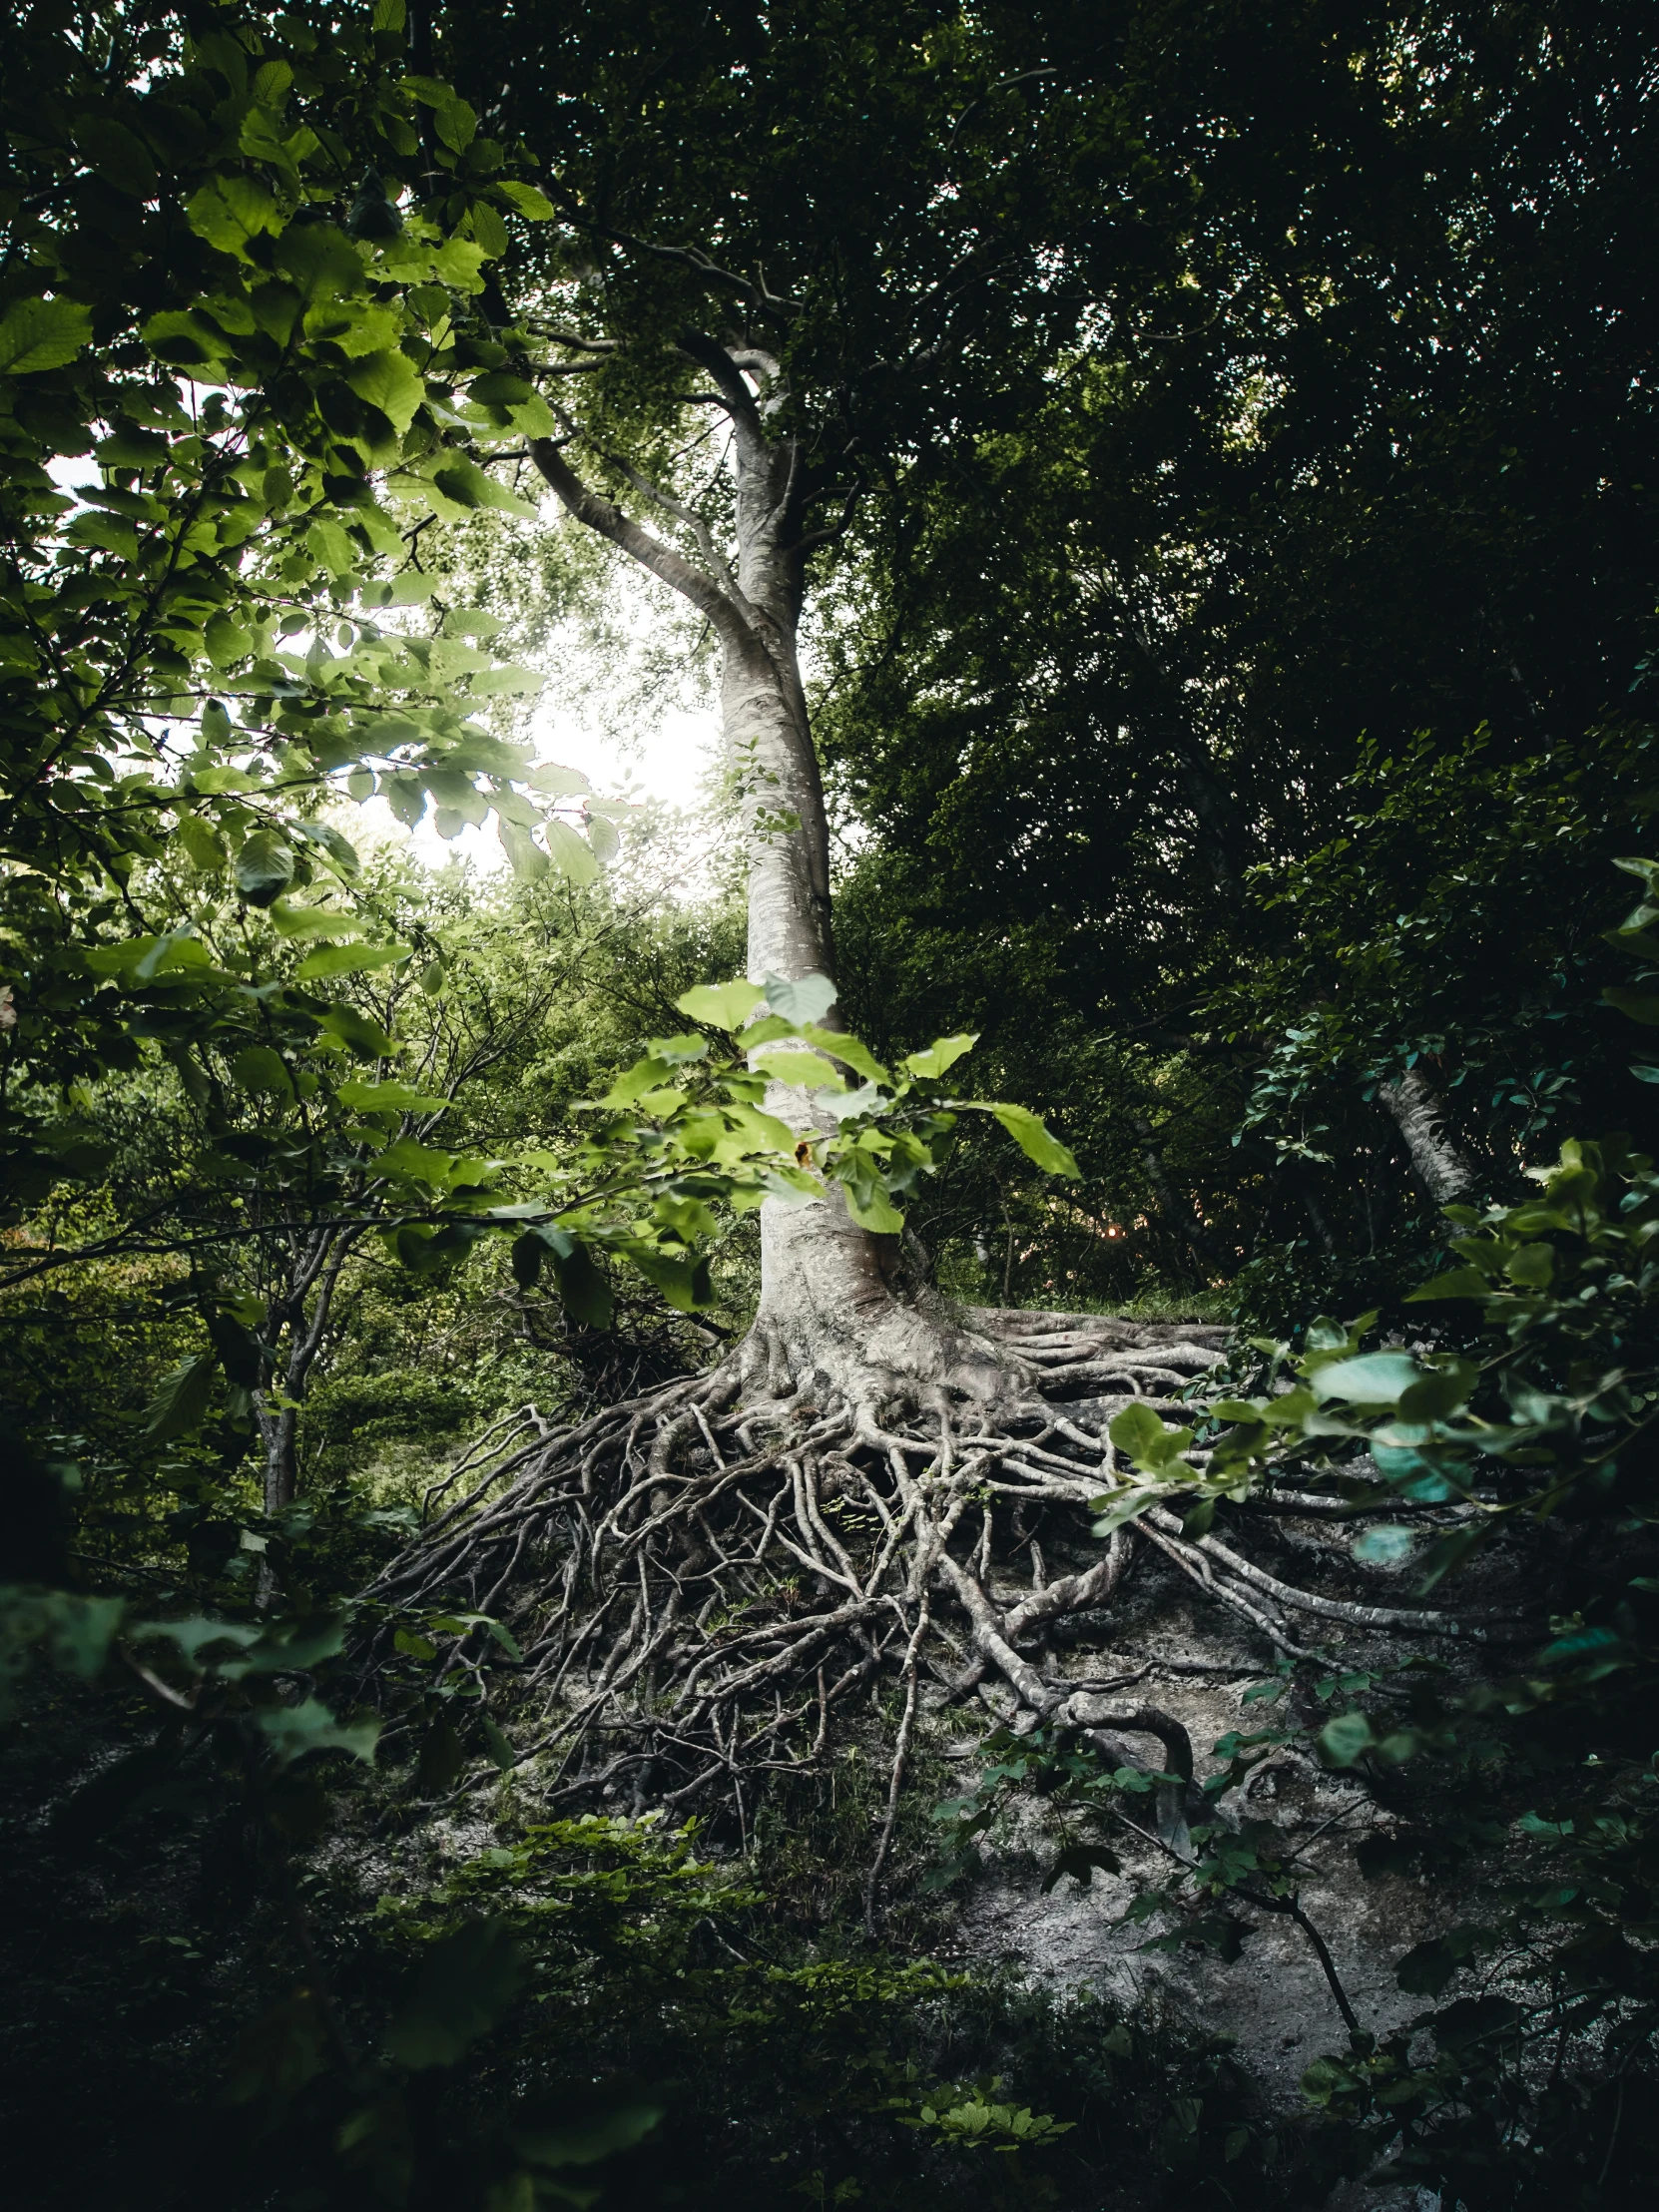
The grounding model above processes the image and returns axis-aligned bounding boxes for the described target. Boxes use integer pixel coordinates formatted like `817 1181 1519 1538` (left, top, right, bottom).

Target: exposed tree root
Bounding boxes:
360 1304 1511 1907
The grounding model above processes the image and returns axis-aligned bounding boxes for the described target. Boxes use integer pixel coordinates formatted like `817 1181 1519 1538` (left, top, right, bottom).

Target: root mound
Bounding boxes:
361 1306 1494 1911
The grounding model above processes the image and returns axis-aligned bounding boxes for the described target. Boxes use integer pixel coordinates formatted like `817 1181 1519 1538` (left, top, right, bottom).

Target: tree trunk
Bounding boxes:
533 352 1006 1408
1381 1064 1478 1211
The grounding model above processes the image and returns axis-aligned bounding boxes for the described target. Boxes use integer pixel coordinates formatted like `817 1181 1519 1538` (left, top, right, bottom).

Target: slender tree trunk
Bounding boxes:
533 356 1004 1403
256 1229 358 1515
1381 1064 1478 1211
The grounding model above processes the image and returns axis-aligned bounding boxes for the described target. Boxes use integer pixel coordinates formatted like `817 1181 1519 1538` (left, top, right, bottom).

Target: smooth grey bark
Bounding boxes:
531 348 1001 1402
1381 1064 1478 1210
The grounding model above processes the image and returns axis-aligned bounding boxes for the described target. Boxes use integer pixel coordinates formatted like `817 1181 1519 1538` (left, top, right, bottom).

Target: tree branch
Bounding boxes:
528 436 760 667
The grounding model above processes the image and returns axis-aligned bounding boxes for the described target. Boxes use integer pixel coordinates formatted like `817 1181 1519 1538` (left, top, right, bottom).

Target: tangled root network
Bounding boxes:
362 1306 1490 1905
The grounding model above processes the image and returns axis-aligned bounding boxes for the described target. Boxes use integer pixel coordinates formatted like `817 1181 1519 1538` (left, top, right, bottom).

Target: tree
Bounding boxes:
348 5 1515 1888
413 0 1178 1405
813 0 1659 1319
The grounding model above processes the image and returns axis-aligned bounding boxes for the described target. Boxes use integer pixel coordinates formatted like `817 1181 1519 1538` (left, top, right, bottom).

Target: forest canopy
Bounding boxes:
4 5 1659 2209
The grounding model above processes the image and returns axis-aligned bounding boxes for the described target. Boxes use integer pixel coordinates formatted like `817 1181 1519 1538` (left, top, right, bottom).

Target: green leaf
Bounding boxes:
258 1699 380 1766
337 1078 448 1114
140 307 234 367
375 1136 457 1186
480 1716 516 1770
185 176 280 260
294 940 410 981
1041 1842 1122 1893
903 1033 978 1080
762 972 836 1025
677 978 767 1029
986 1103 1080 1178
1395 1927 1485 1996
234 830 296 907
433 98 478 153
1414 1522 1493 1594
317 1005 395 1058
386 1921 526 2069
1314 1352 1420 1405
497 818 550 881
429 452 540 519
510 1230 546 1289
1318 1711 1375 1768
1353 1525 1415 1565
1397 1362 1477 1420
344 348 426 436
525 761 591 796
205 1309 264 1390
0 295 95 374
1603 985 1659 1026
271 904 367 941
512 2107 665 2170
142 1352 218 1442
544 1232 614 1328
1108 1401 1192 1470
495 181 556 221
225 1991 328 2108
542 817 600 883
231 1045 294 1096
838 1178 905 1234
176 815 227 872
1505 1240 1554 1288
629 1249 712 1314
1404 1265 1495 1303
797 1025 890 1086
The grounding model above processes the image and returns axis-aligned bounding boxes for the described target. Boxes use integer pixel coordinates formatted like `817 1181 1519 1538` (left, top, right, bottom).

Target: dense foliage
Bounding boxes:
7 5 1659 2209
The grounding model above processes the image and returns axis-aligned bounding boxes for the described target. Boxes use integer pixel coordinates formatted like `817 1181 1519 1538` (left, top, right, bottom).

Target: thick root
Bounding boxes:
359 1298 1504 1911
